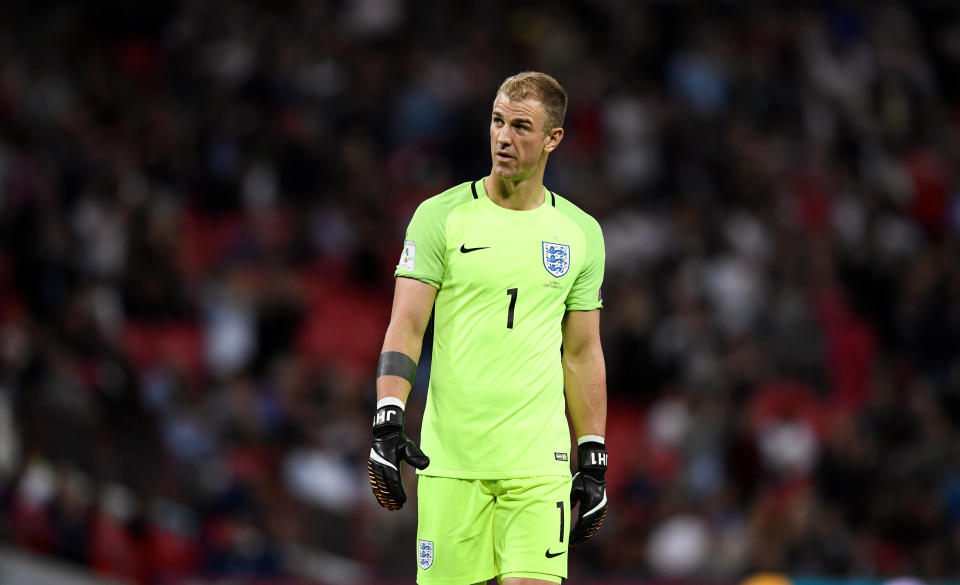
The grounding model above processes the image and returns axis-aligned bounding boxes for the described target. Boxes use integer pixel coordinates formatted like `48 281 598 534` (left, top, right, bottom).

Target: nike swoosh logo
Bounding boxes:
545 549 565 558
460 244 490 253
582 490 607 517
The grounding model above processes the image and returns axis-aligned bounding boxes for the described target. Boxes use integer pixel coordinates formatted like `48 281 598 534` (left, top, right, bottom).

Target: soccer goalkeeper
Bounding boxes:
368 71 608 585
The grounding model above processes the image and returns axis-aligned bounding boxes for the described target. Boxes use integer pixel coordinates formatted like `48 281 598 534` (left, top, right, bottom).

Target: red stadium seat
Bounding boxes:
123 321 204 380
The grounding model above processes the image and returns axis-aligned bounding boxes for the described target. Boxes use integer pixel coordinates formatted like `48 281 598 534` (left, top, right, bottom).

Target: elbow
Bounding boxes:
563 341 604 367
384 317 427 350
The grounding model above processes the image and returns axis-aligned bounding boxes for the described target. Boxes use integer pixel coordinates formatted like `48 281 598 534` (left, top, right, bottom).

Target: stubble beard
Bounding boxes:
492 155 538 183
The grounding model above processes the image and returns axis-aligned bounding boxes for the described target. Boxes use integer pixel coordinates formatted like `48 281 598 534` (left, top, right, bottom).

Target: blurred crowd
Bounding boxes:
1 0 959 583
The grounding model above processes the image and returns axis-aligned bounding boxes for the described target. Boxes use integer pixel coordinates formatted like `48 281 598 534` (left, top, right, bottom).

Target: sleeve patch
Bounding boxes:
398 240 416 271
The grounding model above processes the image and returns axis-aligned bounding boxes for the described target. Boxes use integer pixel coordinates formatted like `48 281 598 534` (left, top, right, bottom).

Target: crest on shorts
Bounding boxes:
418 539 434 570
542 242 570 278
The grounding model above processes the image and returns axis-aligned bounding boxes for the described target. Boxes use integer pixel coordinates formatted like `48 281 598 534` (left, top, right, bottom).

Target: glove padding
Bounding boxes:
368 404 429 510
570 441 607 545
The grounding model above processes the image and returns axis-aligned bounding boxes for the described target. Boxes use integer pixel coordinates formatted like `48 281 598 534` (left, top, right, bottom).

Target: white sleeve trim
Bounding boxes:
377 397 406 410
577 434 605 445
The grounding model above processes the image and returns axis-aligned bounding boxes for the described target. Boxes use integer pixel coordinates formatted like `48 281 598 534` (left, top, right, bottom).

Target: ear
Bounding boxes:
543 127 564 153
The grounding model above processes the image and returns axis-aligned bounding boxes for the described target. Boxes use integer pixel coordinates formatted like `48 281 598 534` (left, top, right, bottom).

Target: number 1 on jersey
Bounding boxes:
506 288 518 329
556 501 564 542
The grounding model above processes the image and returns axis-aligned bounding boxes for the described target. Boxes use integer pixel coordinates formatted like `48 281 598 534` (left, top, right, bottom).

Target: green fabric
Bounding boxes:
416 475 570 583
395 179 605 479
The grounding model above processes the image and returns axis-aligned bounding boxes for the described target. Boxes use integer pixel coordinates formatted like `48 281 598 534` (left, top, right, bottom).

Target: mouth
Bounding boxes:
495 152 514 161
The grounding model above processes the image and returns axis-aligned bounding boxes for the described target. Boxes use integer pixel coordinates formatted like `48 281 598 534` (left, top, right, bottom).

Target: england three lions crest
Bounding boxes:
543 242 570 278
417 539 434 570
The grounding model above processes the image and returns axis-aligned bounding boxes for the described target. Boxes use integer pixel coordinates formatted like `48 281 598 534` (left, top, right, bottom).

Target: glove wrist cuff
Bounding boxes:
577 441 608 479
373 404 404 437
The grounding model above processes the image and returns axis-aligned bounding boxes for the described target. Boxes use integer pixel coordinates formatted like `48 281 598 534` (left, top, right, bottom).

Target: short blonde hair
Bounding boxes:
495 71 568 131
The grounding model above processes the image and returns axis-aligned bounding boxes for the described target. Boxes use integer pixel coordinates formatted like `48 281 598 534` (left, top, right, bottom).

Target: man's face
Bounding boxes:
489 94 560 181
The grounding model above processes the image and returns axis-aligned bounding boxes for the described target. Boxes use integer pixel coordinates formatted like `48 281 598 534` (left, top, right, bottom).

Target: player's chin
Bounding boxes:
492 163 517 178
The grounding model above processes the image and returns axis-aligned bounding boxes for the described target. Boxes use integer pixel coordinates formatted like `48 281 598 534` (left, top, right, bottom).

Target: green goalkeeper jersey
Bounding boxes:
395 179 605 479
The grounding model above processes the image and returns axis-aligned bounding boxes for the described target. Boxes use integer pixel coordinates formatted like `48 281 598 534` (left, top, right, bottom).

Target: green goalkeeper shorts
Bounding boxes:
415 474 571 584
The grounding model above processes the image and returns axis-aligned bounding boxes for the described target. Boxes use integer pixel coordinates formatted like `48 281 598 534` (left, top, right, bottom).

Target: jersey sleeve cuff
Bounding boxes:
395 273 441 289
565 304 603 312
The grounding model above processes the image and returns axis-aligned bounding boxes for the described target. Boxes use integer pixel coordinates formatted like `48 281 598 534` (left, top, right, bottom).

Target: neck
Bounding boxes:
484 168 547 211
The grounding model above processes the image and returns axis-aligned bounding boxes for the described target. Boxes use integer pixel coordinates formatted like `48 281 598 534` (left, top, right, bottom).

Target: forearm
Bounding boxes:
563 343 607 439
377 321 427 404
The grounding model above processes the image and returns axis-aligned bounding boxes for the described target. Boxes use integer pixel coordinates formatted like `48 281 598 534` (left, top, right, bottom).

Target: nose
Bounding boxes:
497 126 512 145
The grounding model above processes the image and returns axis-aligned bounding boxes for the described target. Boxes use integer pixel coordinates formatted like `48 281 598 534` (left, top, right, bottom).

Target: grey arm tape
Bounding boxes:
377 351 418 386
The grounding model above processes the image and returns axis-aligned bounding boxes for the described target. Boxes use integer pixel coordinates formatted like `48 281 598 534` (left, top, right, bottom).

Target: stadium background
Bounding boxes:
1 0 959 584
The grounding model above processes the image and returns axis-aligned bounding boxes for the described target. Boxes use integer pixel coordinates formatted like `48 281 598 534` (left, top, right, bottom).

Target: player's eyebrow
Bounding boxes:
491 109 533 126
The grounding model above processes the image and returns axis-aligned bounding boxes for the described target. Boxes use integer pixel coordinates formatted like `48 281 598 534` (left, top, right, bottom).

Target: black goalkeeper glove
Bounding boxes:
570 440 608 545
367 401 429 510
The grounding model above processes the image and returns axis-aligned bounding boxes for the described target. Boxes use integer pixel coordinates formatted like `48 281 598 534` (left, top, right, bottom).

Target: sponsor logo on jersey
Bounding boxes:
542 242 570 278
555 452 568 461
418 539 434 570
399 240 416 270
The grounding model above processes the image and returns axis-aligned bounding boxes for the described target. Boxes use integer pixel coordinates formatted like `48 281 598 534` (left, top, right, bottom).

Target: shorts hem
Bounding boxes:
499 571 564 583
417 572 495 585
